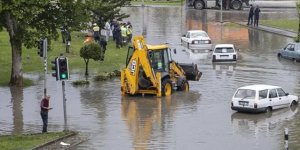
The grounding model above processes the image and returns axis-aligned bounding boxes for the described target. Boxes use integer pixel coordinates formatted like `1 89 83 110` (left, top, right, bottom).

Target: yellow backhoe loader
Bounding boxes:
121 36 202 97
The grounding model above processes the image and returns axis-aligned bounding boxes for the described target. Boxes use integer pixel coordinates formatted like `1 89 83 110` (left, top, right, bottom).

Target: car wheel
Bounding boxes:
231 0 242 10
194 0 204 10
291 100 298 107
293 58 297 63
161 78 173 96
265 107 272 113
277 53 282 58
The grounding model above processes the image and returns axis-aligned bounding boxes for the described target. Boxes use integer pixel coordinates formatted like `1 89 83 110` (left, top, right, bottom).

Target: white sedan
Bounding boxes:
231 84 298 113
212 44 237 62
181 30 212 50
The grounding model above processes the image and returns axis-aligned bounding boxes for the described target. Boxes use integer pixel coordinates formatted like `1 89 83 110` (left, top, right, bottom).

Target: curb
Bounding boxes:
31 131 79 150
234 22 297 38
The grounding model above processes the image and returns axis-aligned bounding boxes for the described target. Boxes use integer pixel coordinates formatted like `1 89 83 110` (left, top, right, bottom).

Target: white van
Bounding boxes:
231 85 298 113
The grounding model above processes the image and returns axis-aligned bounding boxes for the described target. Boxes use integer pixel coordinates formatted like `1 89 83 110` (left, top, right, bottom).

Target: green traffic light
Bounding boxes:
61 73 67 79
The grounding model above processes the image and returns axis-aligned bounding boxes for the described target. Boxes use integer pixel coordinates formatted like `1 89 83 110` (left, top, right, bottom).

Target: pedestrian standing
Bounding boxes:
40 95 53 133
247 4 254 25
60 26 66 43
93 23 100 43
121 23 127 46
254 5 261 27
104 21 111 42
126 22 133 44
115 23 122 49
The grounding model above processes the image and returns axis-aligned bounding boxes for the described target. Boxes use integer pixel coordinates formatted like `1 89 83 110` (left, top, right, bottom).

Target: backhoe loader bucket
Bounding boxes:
178 63 202 81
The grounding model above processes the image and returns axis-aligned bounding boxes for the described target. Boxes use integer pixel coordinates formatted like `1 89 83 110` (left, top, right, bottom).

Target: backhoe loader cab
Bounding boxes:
121 36 202 97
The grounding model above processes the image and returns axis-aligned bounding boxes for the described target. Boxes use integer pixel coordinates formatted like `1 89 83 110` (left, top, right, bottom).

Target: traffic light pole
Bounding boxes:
62 81 68 131
43 39 48 97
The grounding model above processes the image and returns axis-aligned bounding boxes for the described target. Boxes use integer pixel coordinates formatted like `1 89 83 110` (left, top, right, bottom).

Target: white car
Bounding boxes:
212 44 237 62
181 30 212 50
231 84 298 113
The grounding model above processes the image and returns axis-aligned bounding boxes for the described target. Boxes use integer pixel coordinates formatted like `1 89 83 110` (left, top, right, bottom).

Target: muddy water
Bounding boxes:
0 7 300 150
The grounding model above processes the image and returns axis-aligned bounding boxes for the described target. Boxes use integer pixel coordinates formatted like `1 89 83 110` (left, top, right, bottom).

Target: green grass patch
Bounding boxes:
0 132 69 150
131 0 183 6
0 30 128 86
260 19 298 32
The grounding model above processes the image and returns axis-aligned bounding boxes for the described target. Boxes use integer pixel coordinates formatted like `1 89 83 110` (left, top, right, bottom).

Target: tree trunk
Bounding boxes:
85 59 89 76
5 12 23 86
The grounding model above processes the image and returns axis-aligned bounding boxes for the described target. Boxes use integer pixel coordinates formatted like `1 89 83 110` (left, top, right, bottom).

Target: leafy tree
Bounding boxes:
80 42 104 76
88 0 130 28
296 1 300 42
0 0 129 86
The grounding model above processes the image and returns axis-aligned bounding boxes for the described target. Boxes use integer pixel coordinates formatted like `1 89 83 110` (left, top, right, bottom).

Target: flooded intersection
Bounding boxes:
1 6 300 150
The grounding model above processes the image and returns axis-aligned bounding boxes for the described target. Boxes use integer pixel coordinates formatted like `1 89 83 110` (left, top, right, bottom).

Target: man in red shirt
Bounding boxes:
40 95 52 133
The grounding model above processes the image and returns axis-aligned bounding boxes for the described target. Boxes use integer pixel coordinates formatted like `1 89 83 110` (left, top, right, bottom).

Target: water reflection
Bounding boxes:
231 107 298 137
121 91 200 149
212 62 236 77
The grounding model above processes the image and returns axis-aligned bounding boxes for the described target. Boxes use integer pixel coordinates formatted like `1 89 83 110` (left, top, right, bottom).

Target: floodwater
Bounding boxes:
1 6 300 150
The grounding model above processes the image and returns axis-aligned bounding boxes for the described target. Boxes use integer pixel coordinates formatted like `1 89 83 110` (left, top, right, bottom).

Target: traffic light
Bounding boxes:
58 57 69 80
37 39 47 57
51 57 59 80
37 40 44 57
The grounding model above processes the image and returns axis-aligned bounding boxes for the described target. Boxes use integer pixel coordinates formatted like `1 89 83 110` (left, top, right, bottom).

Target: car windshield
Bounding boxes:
190 32 207 38
234 89 256 99
214 47 234 53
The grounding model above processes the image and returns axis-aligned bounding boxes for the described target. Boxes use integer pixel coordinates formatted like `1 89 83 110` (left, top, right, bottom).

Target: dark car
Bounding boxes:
277 42 300 62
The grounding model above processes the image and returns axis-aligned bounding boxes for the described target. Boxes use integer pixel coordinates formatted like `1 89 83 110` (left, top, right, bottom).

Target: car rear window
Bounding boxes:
234 89 256 99
214 48 234 53
191 32 207 38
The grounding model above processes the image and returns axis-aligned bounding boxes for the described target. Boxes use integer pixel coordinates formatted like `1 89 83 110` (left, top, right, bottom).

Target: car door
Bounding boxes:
276 88 290 108
258 89 269 109
269 89 280 110
286 43 295 59
281 44 292 58
182 32 189 46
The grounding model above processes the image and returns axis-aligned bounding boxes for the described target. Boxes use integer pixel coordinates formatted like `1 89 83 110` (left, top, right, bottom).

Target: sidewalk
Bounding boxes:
235 22 297 38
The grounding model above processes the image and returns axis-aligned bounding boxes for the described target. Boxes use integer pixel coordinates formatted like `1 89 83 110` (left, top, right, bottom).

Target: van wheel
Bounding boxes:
265 107 272 113
161 78 173 96
231 0 242 10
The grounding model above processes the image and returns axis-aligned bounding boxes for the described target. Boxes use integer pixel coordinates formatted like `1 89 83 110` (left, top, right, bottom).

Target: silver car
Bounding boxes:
277 42 300 62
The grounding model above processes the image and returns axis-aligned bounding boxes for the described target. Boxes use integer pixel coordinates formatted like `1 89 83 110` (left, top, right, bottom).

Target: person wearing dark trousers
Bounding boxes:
254 5 261 27
40 95 52 133
115 23 122 49
65 29 71 53
247 4 254 25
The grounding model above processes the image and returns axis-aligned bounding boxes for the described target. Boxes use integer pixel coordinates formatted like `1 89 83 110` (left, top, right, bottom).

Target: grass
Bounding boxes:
260 19 298 32
131 0 183 6
0 132 69 150
0 31 128 86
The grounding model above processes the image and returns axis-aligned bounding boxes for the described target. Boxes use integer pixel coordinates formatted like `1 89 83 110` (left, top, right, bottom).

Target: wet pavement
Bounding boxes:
1 6 300 150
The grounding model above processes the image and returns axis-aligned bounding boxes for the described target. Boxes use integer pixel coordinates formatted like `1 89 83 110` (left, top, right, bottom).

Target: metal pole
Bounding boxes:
284 128 289 150
62 81 68 131
220 0 223 23
43 38 48 97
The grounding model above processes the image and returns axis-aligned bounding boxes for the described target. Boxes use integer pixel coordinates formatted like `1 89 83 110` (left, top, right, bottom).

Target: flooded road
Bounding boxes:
1 6 300 150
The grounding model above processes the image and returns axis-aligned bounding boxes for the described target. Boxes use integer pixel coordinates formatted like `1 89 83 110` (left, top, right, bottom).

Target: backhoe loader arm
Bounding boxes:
132 36 159 87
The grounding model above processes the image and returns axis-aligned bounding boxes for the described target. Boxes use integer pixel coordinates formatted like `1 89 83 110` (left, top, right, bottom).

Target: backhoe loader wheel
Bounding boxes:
162 79 173 96
178 81 189 92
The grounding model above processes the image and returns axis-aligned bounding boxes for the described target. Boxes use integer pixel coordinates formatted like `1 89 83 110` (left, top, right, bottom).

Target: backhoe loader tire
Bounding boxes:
162 78 173 96
178 80 189 92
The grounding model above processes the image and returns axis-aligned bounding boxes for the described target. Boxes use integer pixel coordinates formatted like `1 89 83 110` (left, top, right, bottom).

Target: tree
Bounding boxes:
296 1 300 42
88 0 130 28
80 42 103 76
0 0 129 86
